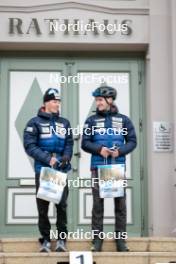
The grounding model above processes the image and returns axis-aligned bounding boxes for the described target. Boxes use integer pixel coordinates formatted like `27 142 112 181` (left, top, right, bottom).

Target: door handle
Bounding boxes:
73 135 80 141
74 152 81 158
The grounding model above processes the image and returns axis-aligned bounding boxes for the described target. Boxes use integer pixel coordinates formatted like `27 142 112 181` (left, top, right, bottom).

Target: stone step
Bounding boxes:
1 237 176 253
1 252 176 264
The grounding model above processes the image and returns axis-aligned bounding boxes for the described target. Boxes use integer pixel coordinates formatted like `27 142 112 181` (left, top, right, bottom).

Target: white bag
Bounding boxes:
98 163 125 198
37 167 67 204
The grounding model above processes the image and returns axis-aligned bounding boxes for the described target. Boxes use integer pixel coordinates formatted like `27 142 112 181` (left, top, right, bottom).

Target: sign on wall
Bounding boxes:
153 122 173 152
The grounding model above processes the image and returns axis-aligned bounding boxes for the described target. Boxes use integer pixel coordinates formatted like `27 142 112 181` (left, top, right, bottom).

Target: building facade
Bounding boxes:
0 0 176 238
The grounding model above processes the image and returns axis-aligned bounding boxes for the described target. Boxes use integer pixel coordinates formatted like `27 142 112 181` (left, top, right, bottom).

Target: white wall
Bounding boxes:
171 0 176 236
148 0 174 236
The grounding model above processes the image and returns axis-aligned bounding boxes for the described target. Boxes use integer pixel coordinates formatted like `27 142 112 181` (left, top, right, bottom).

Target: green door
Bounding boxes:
67 58 145 237
0 58 70 237
0 57 146 238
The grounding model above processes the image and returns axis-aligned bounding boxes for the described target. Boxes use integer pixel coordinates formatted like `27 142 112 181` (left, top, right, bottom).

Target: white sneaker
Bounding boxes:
55 240 67 252
40 240 51 253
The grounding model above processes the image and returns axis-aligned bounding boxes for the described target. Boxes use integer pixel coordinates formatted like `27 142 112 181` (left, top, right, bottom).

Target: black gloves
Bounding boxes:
59 155 70 169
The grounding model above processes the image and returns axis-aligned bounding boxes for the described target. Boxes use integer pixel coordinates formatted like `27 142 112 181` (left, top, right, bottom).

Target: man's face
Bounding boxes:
95 97 113 111
45 100 60 113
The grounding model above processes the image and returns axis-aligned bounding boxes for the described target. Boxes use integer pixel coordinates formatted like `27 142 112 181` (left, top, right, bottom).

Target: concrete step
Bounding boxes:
1 237 176 253
1 252 176 264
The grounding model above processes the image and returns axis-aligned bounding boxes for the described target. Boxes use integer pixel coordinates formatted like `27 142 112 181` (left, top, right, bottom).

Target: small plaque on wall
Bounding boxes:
153 122 173 152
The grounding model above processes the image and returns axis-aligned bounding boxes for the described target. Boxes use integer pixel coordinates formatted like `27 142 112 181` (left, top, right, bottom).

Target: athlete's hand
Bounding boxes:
49 157 58 167
110 150 119 158
60 155 70 169
100 147 112 158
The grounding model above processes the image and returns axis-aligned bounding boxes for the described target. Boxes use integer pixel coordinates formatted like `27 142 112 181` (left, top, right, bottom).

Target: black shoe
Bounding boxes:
39 240 51 253
91 239 103 252
116 239 129 252
55 240 67 252
38 237 44 245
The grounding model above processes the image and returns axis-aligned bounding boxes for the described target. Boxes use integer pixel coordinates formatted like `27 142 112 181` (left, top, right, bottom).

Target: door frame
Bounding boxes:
0 56 147 237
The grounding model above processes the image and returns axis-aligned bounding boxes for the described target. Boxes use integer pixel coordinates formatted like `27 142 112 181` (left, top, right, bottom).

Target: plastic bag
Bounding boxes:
37 167 67 204
97 163 125 198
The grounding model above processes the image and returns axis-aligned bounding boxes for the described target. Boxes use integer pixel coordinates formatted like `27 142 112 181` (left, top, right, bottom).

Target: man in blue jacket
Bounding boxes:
81 85 137 252
23 88 73 253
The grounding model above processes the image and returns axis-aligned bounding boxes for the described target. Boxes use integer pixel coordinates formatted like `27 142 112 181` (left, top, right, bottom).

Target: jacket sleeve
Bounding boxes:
118 116 137 156
23 119 52 165
81 117 103 155
62 120 74 160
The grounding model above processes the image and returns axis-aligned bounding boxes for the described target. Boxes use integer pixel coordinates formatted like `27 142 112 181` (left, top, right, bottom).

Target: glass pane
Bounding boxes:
79 187 133 224
8 71 61 179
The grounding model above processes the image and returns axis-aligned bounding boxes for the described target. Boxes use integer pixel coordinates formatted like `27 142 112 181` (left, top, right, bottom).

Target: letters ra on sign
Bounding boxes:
153 122 173 152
